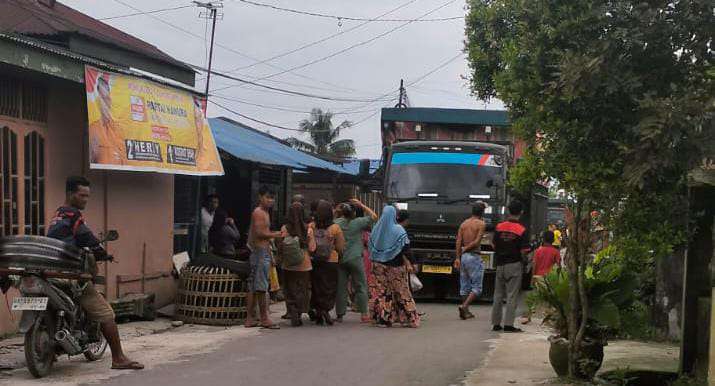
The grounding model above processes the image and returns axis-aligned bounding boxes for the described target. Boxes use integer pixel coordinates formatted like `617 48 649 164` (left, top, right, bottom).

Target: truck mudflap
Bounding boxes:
19 310 40 333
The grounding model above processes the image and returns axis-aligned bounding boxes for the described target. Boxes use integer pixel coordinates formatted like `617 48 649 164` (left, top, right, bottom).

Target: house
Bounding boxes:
0 0 214 334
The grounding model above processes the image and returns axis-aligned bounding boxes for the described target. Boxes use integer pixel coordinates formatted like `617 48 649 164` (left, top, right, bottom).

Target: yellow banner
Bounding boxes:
85 66 223 175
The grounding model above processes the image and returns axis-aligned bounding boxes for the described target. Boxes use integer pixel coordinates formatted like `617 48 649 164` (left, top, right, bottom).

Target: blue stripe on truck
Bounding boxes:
391 152 483 165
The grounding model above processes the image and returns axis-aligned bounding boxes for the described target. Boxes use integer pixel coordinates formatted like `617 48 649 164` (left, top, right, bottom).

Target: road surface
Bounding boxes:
98 303 494 386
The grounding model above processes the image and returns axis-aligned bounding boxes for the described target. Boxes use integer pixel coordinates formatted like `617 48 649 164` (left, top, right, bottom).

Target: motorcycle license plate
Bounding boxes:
422 265 452 274
11 297 48 311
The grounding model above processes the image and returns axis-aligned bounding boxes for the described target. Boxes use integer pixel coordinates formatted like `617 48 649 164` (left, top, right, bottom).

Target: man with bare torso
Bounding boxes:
454 202 487 320
245 185 282 329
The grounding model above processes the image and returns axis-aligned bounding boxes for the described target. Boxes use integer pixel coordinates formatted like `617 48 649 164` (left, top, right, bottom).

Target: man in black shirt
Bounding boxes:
47 176 143 370
490 201 530 332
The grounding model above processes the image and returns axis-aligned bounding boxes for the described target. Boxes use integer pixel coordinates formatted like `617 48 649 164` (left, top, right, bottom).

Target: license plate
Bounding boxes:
11 297 48 311
422 265 452 274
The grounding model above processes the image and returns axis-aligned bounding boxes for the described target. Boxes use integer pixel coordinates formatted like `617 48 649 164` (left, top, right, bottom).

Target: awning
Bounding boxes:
209 117 356 174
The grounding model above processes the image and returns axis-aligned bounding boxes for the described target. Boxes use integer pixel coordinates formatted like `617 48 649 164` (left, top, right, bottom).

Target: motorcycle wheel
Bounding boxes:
24 313 56 378
83 334 108 361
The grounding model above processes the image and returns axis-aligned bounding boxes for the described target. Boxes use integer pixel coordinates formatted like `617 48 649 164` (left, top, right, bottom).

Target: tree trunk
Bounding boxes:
566 204 582 378
566 203 592 379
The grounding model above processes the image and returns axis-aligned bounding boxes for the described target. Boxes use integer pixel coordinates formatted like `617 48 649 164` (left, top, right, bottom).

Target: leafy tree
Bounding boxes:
466 0 713 379
286 108 356 158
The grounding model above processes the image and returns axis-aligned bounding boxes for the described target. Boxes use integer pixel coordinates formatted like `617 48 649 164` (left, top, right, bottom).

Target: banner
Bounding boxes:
85 66 224 175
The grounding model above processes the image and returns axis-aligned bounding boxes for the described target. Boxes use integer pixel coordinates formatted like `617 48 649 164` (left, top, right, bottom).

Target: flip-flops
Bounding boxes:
260 324 280 330
112 361 144 370
244 322 260 328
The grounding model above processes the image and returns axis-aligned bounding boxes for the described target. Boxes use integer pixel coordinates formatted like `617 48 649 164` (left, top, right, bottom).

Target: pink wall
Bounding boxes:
1 77 175 335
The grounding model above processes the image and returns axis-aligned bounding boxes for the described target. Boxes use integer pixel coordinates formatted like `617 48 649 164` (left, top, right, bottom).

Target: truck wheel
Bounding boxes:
24 313 56 378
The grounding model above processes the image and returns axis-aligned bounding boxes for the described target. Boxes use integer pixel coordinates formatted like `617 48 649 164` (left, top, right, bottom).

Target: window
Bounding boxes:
24 132 45 235
0 77 20 118
21 83 48 123
1 127 19 236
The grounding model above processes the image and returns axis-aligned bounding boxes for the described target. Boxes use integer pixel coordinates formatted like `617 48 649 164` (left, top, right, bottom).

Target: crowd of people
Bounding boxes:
201 187 566 332
201 187 420 329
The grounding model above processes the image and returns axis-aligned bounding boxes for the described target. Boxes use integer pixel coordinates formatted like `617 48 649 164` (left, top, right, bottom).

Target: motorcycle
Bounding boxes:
7 231 119 378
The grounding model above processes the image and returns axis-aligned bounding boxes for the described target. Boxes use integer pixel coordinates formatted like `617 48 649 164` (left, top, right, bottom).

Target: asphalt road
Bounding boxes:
98 303 495 386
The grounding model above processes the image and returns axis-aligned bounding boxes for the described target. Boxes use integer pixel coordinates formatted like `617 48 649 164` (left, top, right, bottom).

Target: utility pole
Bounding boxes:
191 1 222 260
194 1 223 98
395 79 407 108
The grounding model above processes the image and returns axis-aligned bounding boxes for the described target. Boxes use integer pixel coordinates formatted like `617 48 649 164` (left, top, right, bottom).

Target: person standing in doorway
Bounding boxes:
207 208 240 258
454 202 487 320
335 199 378 323
200 194 220 253
491 201 530 333
245 185 282 329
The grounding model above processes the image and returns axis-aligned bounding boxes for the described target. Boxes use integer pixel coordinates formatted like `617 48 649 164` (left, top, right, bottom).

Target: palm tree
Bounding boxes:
286 108 355 158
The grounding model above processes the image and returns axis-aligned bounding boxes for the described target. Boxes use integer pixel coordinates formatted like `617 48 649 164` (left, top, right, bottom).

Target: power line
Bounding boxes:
333 51 463 115
191 63 397 102
210 94 382 115
224 0 419 72
109 0 361 93
98 4 194 20
233 0 464 22
210 98 392 133
210 100 303 131
404 52 464 87
213 0 459 93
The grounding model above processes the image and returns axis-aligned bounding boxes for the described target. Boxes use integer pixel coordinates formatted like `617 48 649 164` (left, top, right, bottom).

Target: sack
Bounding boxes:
281 236 304 267
313 228 334 261
409 273 423 292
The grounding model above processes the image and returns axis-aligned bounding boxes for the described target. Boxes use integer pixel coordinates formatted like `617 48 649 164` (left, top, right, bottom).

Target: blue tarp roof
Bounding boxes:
341 159 382 175
209 117 355 174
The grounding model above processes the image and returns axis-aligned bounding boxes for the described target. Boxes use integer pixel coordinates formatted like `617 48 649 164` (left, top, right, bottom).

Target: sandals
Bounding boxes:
459 307 475 320
112 361 144 370
260 324 280 330
244 321 260 328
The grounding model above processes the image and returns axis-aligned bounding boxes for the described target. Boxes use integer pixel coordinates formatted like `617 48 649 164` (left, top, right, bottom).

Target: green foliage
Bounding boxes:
466 2 712 375
286 108 355 158
532 253 640 339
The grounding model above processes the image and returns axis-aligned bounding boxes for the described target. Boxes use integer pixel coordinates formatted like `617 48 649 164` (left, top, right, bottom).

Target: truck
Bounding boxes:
379 107 547 300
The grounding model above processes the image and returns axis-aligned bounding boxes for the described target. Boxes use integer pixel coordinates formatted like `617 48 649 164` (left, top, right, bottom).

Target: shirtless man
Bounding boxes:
245 185 283 329
454 202 487 320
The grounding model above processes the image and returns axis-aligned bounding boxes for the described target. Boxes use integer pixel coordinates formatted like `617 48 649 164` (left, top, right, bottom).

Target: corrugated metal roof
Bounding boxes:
0 0 190 71
0 33 199 94
209 117 356 174
381 108 509 126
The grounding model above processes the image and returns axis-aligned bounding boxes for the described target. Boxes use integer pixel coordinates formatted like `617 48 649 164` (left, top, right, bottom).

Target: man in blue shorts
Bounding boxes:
245 185 282 329
454 202 487 320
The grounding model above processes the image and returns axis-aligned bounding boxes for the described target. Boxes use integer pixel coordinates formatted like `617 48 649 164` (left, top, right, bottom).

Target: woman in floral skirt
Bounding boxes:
368 205 420 328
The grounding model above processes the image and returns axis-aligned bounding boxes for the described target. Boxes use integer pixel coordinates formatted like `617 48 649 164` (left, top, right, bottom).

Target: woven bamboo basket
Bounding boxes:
176 266 248 325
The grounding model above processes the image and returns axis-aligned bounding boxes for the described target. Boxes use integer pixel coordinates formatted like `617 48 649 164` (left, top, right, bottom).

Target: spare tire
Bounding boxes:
0 236 84 275
190 254 250 278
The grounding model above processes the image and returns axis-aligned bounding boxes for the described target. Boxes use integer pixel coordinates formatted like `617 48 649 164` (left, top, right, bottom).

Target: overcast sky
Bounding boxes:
63 0 504 159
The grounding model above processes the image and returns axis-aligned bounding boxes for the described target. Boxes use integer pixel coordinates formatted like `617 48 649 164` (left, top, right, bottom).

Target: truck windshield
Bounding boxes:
386 151 504 200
